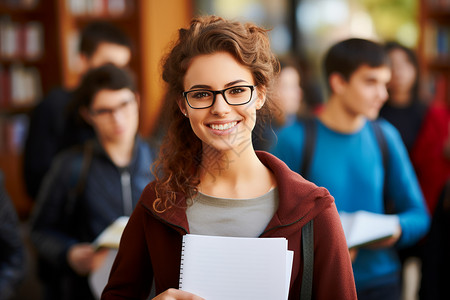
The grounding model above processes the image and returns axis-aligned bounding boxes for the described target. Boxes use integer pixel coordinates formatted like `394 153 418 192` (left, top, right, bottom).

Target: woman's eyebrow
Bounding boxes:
188 79 249 91
224 79 249 87
188 84 211 90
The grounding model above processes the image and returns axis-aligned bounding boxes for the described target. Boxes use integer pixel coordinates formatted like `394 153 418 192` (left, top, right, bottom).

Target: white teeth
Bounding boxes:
210 121 237 131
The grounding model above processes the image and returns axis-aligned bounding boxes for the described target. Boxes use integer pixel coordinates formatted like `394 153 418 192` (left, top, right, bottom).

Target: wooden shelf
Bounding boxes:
0 56 44 63
0 104 35 116
426 10 450 21
427 61 450 71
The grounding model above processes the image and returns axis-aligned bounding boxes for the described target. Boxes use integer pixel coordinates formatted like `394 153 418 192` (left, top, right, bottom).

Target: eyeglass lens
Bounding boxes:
90 98 136 118
186 86 253 108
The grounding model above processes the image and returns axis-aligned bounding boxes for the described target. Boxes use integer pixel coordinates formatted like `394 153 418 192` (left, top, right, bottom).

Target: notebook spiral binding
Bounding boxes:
179 240 186 289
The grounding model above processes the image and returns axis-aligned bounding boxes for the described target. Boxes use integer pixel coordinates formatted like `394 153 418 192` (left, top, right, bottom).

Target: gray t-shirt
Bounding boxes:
186 188 279 237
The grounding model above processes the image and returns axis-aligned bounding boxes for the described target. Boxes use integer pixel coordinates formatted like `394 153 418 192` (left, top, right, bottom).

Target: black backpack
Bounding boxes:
299 118 393 213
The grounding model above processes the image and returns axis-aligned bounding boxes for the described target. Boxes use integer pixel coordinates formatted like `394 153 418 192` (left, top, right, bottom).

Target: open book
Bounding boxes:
179 234 294 300
89 216 129 298
89 248 118 299
340 210 400 249
92 216 129 250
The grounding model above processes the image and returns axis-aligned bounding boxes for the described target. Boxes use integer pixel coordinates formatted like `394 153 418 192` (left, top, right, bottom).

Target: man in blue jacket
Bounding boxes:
30 64 156 300
271 38 429 300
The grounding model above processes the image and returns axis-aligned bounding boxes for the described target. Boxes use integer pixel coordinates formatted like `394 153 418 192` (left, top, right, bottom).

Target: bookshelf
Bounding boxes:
418 0 450 103
0 0 61 219
0 0 193 218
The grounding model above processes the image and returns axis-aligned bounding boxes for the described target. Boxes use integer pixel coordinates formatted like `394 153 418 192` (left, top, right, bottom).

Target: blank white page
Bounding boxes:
340 211 399 249
179 234 291 300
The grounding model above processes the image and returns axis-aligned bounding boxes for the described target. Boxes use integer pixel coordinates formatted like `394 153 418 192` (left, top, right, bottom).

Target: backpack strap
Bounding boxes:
300 219 314 300
371 120 394 214
65 141 94 217
299 118 317 179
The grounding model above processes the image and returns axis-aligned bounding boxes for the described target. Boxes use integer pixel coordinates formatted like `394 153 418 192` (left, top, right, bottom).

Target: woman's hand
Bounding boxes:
153 288 205 300
67 243 95 275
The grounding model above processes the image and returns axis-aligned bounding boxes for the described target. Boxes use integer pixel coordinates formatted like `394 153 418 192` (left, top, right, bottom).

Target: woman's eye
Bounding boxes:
192 91 211 99
229 87 244 94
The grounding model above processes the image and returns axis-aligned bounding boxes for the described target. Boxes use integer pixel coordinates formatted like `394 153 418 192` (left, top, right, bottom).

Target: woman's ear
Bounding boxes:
255 86 267 110
177 99 188 117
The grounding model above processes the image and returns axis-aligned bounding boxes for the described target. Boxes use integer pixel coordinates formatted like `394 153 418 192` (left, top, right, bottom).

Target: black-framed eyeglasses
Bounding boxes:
89 98 136 119
182 85 256 109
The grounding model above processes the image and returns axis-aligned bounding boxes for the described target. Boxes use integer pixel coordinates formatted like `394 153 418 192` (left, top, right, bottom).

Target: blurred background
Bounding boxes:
1 1 449 300
0 0 448 229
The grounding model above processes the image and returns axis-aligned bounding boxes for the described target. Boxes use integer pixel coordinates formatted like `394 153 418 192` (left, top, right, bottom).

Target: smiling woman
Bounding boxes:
101 15 357 300
180 52 264 155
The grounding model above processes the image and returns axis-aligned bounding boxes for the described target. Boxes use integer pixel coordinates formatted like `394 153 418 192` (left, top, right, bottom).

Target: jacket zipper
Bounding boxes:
121 170 133 216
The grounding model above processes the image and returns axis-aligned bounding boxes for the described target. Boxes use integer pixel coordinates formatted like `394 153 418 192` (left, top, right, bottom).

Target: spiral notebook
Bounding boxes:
179 234 293 300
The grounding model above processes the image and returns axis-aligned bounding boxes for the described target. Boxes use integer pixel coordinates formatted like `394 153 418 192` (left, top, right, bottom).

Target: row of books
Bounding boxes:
0 17 44 60
67 0 131 16
424 22 450 62
0 0 40 9
0 64 42 107
0 114 28 155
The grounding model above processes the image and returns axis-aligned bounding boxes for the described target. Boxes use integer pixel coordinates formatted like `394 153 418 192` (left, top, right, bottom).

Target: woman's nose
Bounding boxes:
210 93 231 116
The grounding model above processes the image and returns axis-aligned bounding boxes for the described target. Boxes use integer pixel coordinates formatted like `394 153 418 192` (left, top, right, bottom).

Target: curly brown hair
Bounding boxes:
152 15 279 212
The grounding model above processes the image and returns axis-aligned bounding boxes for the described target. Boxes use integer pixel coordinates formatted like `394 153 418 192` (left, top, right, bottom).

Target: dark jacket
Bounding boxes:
102 151 357 300
0 171 26 300
24 87 95 199
420 179 450 300
379 100 427 153
30 136 155 300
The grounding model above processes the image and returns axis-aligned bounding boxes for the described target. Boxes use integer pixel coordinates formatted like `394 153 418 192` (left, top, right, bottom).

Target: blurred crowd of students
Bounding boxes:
0 16 449 300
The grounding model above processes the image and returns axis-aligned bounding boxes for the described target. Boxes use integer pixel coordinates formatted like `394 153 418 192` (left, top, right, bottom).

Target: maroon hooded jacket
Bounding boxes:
102 152 357 299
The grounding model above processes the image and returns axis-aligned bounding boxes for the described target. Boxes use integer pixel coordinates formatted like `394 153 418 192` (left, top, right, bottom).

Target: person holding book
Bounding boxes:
271 38 430 300
102 15 356 300
30 64 156 300
23 21 133 201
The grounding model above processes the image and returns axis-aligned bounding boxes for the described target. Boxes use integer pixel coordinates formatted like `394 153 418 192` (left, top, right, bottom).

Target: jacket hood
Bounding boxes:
139 151 335 234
